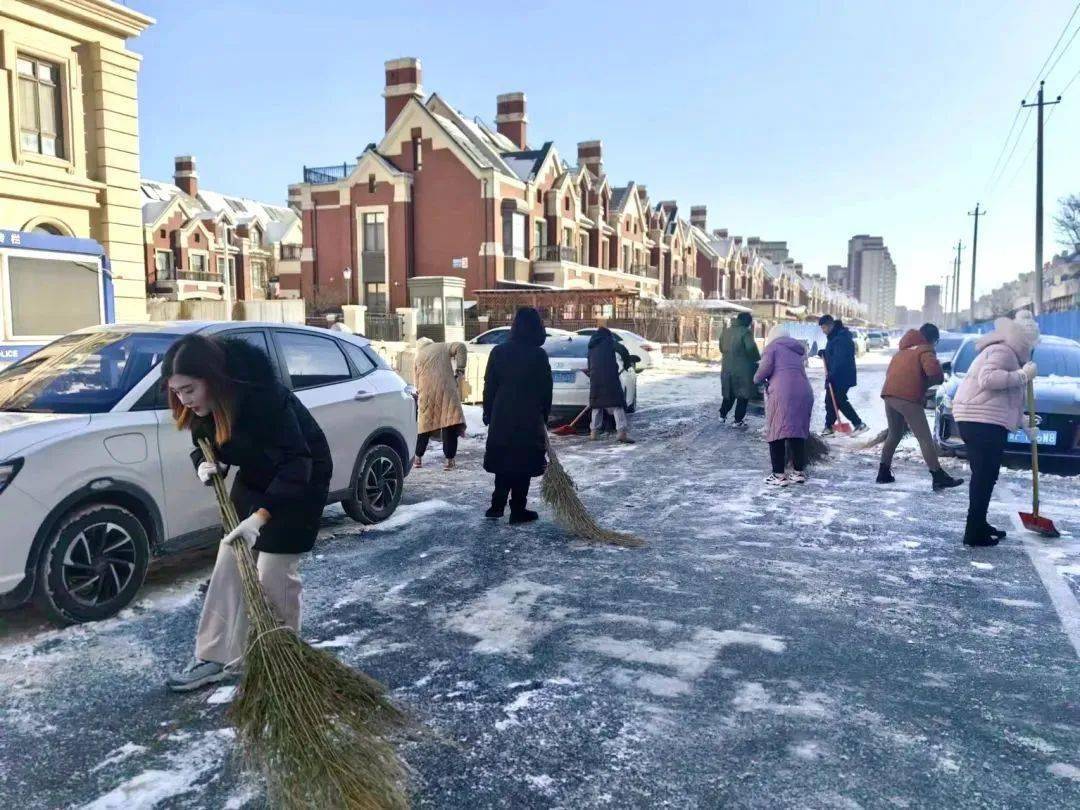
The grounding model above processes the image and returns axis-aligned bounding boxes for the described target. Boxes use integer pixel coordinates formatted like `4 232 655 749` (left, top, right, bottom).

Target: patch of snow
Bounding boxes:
732 682 831 718
970 562 994 571
312 633 366 649
206 685 236 705
524 774 556 794
363 499 467 533
993 598 1043 609
1048 762 1080 781
440 579 565 656
89 742 148 774
789 740 825 761
80 728 234 809
224 785 260 809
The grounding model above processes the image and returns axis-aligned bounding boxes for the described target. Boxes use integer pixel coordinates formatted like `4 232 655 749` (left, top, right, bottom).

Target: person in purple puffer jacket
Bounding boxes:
754 325 815 486
952 310 1040 547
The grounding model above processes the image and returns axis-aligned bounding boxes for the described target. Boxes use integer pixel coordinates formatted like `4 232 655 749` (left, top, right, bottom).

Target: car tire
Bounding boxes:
341 444 404 525
34 504 150 624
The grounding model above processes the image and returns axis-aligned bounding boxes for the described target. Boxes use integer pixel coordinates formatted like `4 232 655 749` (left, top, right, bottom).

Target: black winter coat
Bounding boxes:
822 323 857 389
483 338 553 478
191 339 332 554
587 329 630 409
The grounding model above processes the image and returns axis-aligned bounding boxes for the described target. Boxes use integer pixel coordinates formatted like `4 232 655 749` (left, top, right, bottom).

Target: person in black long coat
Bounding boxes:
483 307 553 523
162 334 332 691
587 326 634 443
817 314 867 435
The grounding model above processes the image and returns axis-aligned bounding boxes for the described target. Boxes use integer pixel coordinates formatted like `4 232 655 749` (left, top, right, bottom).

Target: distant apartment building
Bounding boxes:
0 0 153 348
923 284 943 325
745 237 789 263
827 264 849 288
848 235 896 324
141 156 302 302
292 57 672 315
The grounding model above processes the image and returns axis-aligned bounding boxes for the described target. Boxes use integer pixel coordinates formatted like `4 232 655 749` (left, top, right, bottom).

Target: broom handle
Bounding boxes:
821 356 844 422
1027 380 1040 518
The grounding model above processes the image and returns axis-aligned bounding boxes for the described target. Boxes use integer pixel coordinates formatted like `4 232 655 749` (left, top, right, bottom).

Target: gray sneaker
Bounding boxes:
166 659 229 692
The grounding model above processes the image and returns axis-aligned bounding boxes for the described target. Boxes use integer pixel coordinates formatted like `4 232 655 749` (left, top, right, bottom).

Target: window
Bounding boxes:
251 261 267 290
276 331 351 389
564 197 570 212
0 331 180 414
368 174 377 193
365 281 387 313
194 232 201 243
534 220 545 250
503 212 526 259
250 229 261 248
342 341 376 376
413 296 443 325
190 253 207 273
475 329 510 345
6 256 101 338
563 227 573 247
31 223 63 235
216 256 226 276
363 212 385 252
17 56 64 158
445 297 464 326
155 250 174 279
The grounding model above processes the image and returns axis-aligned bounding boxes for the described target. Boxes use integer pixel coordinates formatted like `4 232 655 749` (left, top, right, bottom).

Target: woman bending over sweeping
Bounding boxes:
163 334 333 691
754 325 814 486
413 337 468 470
951 311 1039 547
483 307 553 523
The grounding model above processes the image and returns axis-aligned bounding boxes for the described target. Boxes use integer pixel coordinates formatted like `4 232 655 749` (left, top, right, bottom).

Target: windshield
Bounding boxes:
952 338 1080 378
0 331 180 414
544 338 589 358
935 336 964 356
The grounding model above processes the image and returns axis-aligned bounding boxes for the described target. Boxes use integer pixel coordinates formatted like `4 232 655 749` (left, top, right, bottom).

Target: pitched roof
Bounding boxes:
140 179 300 243
501 141 553 182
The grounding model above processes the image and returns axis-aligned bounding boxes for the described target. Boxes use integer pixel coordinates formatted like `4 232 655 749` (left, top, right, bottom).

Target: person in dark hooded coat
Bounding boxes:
161 334 332 691
483 307 553 523
719 311 761 427
817 314 867 435
586 325 634 443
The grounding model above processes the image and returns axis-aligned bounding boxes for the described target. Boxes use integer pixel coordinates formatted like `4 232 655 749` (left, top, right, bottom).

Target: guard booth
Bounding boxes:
0 229 115 368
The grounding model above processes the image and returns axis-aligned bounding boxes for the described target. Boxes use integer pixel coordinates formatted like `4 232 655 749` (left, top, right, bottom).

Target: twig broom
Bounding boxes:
197 439 411 809
541 433 645 548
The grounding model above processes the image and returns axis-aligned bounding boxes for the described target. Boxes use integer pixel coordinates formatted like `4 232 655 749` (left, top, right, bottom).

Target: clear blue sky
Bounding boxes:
133 0 1080 310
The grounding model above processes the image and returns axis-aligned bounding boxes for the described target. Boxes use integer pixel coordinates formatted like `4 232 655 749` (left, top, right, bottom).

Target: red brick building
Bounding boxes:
142 156 302 302
293 57 680 315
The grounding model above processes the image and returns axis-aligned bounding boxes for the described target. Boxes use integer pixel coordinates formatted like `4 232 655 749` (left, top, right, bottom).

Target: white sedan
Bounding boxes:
468 326 574 354
575 328 661 370
544 335 638 423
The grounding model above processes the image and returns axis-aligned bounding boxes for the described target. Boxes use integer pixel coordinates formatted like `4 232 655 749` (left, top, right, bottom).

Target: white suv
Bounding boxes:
0 322 417 623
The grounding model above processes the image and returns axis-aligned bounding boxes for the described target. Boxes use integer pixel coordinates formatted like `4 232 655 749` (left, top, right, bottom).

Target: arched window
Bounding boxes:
32 223 63 235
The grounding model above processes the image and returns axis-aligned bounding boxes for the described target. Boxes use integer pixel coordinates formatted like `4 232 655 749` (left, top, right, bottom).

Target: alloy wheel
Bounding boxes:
60 522 137 607
363 456 399 511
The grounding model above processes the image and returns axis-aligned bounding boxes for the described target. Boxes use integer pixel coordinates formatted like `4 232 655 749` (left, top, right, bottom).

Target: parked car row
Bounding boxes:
469 326 662 371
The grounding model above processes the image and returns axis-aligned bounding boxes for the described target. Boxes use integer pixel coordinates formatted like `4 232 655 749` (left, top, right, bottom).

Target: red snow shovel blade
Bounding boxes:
833 420 853 435
551 406 589 436
1018 511 1060 538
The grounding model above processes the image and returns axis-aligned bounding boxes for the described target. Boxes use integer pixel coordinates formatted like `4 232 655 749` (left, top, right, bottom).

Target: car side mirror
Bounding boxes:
941 361 952 375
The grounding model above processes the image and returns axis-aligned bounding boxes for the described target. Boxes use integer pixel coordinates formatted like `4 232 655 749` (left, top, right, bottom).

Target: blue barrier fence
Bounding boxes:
964 309 1080 342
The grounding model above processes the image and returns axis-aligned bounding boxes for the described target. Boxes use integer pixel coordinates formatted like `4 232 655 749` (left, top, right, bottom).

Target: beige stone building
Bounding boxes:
0 0 153 324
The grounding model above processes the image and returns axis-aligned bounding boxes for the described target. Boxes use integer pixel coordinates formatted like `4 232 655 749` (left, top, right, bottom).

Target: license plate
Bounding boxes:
1007 428 1057 446
552 371 577 383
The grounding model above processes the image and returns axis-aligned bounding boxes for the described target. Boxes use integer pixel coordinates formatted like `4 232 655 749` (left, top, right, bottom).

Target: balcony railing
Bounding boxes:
177 270 225 282
627 264 660 279
532 244 580 263
302 163 356 185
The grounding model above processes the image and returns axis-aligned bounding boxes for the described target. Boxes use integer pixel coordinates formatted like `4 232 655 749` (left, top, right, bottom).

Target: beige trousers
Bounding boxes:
194 544 302 666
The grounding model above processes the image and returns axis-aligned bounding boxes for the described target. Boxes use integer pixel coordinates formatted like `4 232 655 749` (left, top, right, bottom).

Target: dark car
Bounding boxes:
934 334 1080 463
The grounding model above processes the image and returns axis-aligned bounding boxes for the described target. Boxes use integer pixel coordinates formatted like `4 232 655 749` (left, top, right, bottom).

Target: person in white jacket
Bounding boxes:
951 311 1040 547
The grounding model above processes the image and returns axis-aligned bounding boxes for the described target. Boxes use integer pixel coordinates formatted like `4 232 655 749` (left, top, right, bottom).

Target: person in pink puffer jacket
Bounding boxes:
951 310 1039 546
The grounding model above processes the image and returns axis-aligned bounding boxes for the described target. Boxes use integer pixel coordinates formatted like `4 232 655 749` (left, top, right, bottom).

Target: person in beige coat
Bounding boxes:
413 337 468 470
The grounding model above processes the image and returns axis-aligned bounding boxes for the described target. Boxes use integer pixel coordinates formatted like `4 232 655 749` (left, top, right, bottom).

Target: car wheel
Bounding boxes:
341 444 404 525
34 504 150 624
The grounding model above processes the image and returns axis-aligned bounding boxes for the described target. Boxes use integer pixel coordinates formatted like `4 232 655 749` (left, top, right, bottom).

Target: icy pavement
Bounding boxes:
2 353 1080 809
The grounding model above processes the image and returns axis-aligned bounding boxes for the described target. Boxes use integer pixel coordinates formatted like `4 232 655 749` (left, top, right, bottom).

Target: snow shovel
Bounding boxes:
1018 380 1060 538
820 356 852 435
552 406 590 436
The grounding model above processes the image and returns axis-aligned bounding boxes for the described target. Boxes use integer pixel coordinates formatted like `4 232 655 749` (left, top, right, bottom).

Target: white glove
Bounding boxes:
197 461 227 484
1021 361 1038 381
222 512 267 549
1024 426 1039 441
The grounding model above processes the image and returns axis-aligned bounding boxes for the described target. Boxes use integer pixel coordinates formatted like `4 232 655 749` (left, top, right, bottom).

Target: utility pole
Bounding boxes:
951 242 964 329
968 204 985 325
1021 81 1061 315
942 272 952 328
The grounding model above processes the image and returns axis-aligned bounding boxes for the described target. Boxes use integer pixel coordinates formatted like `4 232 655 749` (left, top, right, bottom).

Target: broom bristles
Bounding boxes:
541 437 645 548
197 440 411 809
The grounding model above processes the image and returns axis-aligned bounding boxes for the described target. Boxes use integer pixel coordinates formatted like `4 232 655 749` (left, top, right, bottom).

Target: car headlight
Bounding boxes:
0 459 24 496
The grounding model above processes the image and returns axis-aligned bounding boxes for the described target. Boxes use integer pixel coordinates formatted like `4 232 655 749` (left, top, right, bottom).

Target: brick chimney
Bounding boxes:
174 155 198 197
577 140 603 176
690 205 707 230
383 57 423 131
713 228 729 239
637 185 648 202
495 92 527 150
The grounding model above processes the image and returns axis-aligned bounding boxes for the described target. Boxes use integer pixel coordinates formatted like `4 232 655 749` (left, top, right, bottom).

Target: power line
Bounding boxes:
1058 59 1080 95
981 108 1023 198
1026 0 1080 96
986 107 1033 198
1043 16 1080 81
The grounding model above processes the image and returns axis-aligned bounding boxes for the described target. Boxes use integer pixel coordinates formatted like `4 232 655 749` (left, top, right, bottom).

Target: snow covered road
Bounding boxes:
2 354 1080 808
